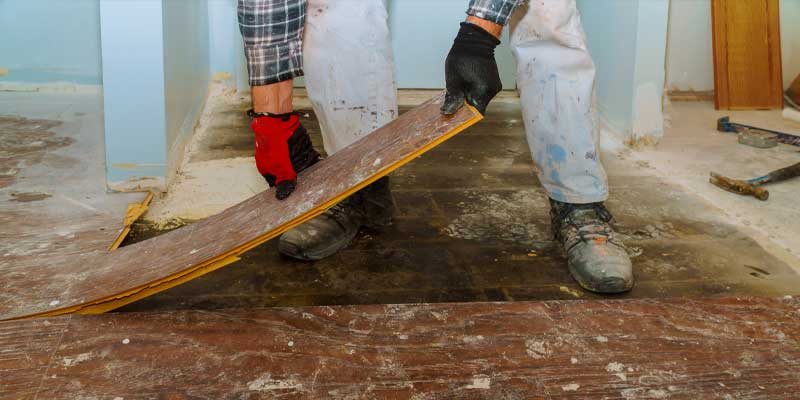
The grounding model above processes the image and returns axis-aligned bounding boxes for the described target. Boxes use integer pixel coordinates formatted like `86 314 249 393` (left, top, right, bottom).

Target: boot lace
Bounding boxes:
323 195 365 231
553 202 622 252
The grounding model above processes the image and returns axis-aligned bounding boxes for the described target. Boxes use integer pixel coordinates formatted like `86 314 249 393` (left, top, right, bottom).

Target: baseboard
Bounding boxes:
108 176 166 193
0 81 102 94
667 90 715 102
166 83 213 187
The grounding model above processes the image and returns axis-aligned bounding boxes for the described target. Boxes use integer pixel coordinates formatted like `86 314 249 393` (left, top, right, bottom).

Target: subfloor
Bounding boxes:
117 91 800 312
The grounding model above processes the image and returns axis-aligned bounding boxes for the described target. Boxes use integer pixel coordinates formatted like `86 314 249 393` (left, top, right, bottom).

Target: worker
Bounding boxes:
238 0 633 294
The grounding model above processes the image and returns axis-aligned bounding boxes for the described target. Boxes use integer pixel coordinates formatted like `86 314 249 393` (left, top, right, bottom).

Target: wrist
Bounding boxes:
466 16 503 40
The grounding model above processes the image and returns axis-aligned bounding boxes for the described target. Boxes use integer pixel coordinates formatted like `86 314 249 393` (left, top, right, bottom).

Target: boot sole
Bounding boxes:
568 263 634 294
278 217 394 261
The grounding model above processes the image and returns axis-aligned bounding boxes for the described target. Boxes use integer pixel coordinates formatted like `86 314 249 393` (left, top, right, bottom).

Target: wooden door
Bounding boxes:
711 0 784 109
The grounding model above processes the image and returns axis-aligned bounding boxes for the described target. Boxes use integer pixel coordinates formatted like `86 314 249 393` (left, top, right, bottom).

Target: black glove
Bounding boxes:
442 22 503 116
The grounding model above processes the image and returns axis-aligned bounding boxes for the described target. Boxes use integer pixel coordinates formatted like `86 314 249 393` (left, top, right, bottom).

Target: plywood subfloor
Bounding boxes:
3 296 799 399
0 94 481 320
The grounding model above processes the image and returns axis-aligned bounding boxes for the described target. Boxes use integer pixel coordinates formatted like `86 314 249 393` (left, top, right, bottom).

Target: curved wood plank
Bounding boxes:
0 94 482 320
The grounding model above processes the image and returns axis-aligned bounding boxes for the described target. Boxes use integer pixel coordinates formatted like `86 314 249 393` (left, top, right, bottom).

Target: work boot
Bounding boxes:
278 177 394 261
550 199 633 294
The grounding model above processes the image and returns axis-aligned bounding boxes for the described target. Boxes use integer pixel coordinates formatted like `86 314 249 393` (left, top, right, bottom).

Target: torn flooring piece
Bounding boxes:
0 94 481 320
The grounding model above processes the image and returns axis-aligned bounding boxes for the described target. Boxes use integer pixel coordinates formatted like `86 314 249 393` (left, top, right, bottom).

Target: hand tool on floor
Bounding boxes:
737 128 778 149
710 161 800 201
717 117 800 147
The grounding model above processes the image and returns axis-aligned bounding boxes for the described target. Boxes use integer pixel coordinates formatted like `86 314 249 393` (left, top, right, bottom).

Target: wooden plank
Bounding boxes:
2 297 798 399
0 94 481 321
667 90 716 102
712 0 784 109
108 192 154 251
0 316 71 398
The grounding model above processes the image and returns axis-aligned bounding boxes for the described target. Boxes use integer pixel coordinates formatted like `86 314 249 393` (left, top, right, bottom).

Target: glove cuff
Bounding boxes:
451 22 501 57
247 109 297 121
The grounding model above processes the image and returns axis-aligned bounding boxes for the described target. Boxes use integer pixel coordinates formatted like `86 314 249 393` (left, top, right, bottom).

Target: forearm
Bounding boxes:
466 0 524 26
466 15 503 39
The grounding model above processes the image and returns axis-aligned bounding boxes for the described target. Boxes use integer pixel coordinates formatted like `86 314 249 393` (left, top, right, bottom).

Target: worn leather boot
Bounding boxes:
278 177 394 261
550 199 633 294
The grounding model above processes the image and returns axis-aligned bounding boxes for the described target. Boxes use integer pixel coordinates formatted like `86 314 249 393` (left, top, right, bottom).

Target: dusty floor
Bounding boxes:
637 100 800 257
2 90 797 313
113 91 800 312
0 92 142 279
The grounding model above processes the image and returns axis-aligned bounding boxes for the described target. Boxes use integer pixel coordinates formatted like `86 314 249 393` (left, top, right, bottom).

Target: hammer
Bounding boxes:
710 162 800 201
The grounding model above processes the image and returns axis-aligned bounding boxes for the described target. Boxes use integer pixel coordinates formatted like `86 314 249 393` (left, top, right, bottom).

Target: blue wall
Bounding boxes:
101 0 212 187
0 0 102 85
578 0 669 139
208 0 248 89
100 0 168 185
163 0 211 169
578 0 640 135
4 0 668 187
389 0 517 89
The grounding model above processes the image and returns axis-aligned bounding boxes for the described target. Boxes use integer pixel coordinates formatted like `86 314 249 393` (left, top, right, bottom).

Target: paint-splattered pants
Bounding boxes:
240 0 608 203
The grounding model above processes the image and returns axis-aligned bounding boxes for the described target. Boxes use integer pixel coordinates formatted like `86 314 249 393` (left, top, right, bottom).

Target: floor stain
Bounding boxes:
8 191 52 202
0 116 70 189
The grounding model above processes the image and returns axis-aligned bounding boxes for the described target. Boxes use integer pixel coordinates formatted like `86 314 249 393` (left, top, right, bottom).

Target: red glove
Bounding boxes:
250 111 320 200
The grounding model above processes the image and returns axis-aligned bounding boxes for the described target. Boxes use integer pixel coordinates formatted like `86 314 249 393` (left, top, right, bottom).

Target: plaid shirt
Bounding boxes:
238 0 524 87
467 0 525 25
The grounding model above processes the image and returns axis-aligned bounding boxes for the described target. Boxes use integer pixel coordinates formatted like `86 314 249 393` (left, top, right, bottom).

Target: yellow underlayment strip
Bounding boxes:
17 105 482 320
109 192 155 251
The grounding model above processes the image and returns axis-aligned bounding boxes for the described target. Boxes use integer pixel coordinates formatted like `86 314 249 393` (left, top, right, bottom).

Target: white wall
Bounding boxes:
633 1 670 139
666 0 714 92
667 0 800 92
781 0 800 88
208 0 249 90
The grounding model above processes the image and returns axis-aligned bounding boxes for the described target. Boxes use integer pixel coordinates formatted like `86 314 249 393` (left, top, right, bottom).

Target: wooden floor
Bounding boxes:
119 101 800 313
3 296 799 399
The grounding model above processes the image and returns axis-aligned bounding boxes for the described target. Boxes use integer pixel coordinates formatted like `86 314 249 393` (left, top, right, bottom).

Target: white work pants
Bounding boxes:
302 0 608 203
